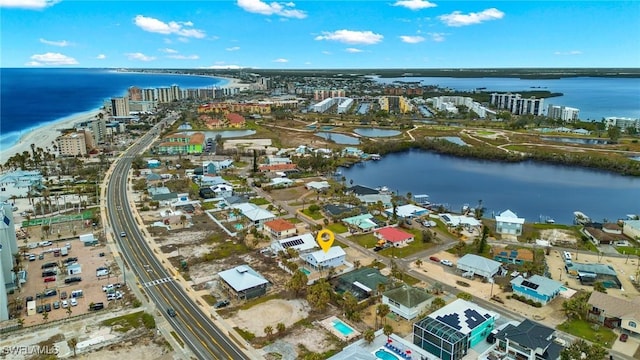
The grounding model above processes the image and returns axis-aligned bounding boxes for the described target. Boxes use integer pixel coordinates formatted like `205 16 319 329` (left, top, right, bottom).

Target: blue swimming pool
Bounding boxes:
300 268 311 275
332 319 355 336
375 349 402 360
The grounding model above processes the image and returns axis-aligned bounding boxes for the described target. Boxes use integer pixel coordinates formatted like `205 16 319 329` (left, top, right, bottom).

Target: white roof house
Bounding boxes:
457 254 502 279
231 203 275 228
496 209 525 236
440 214 482 228
385 204 428 218
306 181 331 191
268 177 294 188
305 246 346 269
270 233 318 254
218 265 269 300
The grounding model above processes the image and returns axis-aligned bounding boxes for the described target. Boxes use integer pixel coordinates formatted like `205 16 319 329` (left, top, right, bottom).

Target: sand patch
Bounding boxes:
232 299 309 337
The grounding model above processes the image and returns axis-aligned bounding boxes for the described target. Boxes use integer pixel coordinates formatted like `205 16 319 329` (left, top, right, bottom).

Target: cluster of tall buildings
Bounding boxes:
605 116 640 131
490 93 545 116
547 105 580 122
430 96 496 119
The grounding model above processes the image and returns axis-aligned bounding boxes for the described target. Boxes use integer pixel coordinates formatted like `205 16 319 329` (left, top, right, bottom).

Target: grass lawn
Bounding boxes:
249 197 270 206
285 217 302 224
476 131 495 135
301 209 324 220
556 319 616 348
201 294 217 306
616 246 640 256
102 311 155 332
350 229 436 258
326 223 348 234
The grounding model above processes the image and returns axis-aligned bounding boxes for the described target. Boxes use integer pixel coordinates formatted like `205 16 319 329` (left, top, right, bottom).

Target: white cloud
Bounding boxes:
345 48 363 53
315 30 383 45
39 38 71 47
439 8 504 27
125 52 156 61
273 58 288 63
133 15 205 38
429 32 445 42
201 64 245 69
159 48 178 53
554 50 582 56
96 54 106 59
167 54 199 60
237 0 307 19
226 46 241 51
400 35 425 44
392 0 437 10
25 52 78 66
322 51 332 55
0 0 59 9
177 37 189 43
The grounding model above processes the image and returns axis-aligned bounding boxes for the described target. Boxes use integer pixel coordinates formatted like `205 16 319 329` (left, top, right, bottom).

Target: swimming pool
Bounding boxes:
300 268 311 275
332 319 355 336
375 349 402 360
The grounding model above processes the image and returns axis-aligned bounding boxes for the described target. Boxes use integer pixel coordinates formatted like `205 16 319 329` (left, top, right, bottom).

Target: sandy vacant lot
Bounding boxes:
231 299 310 337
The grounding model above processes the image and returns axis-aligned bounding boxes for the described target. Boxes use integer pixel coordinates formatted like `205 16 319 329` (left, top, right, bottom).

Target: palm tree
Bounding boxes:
383 324 393 341
67 337 78 357
276 322 286 335
377 303 390 327
264 325 274 338
415 259 423 268
363 328 375 344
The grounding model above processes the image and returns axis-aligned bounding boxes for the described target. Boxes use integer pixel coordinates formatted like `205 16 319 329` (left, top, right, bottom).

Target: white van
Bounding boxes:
70 290 83 298
563 251 572 261
96 269 109 277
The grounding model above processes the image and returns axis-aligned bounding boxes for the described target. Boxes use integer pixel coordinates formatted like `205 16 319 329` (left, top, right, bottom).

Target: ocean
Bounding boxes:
373 76 640 121
0 68 226 150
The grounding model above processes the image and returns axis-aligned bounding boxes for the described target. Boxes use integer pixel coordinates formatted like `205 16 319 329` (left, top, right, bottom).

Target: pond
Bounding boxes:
315 132 360 145
183 130 256 138
541 136 611 145
307 125 335 131
354 128 401 137
439 136 469 146
418 105 433 117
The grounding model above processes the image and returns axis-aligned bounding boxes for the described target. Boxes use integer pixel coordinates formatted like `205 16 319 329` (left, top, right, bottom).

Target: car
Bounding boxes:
53 301 60 309
106 293 116 301
64 257 78 264
43 289 57 298
28 254 36 261
25 296 34 304
89 302 104 311
102 284 114 292
70 298 78 307
41 262 57 269
61 300 68 308
167 308 177 317
60 291 67 300
120 231 126 237
44 276 56 283
64 277 82 284
39 253 45 260
36 305 44 313
440 259 454 267
429 256 440 262
214 300 230 309
620 333 628 342
44 303 52 312
40 241 53 247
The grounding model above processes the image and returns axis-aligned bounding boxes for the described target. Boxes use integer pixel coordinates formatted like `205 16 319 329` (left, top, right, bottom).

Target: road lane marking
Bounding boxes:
143 277 173 288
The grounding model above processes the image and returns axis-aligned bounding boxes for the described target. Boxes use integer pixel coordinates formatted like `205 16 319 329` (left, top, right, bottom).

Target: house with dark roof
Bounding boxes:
346 185 379 196
218 265 269 300
587 291 640 334
383 285 433 320
583 223 627 245
510 275 563 305
335 267 390 301
494 319 564 360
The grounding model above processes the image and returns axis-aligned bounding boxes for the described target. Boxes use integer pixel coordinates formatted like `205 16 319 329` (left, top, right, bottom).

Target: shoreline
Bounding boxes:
0 74 252 164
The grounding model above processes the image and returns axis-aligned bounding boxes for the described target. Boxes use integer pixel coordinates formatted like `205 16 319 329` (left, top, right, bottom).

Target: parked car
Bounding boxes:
39 253 45 260
25 296 34 304
44 303 52 312
620 333 628 342
43 289 57 298
61 300 68 308
64 257 78 264
36 305 44 313
44 276 56 283
64 277 82 284
28 254 36 261
440 259 454 267
53 301 60 309
89 302 104 311
60 291 67 300
167 308 177 317
70 298 78 307
214 300 230 309
429 256 440 262
102 284 114 292
41 262 57 269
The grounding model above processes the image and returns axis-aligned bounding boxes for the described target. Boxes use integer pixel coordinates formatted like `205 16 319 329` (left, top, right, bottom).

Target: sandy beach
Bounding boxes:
0 74 252 164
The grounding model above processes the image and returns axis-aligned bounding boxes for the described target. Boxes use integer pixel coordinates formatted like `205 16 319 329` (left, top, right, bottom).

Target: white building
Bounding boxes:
337 98 354 114
231 203 275 229
495 209 525 236
110 97 130 117
457 254 502 279
547 105 580 122
0 170 43 198
304 246 346 270
270 233 318 254
490 93 545 116
382 286 433 320
605 117 640 131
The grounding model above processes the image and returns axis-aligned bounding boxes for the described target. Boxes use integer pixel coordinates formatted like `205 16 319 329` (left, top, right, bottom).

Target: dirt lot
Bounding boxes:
9 237 130 326
228 299 310 337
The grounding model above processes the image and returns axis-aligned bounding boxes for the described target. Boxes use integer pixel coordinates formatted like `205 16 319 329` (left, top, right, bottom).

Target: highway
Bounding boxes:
105 116 249 360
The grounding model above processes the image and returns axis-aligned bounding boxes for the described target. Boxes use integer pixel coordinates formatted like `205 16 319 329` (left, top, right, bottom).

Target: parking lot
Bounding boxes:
10 237 129 326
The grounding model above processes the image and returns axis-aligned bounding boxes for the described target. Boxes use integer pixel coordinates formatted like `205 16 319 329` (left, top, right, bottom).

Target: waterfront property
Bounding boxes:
218 265 269 300
493 319 564 360
510 275 563 305
587 291 640 335
456 254 502 280
413 299 497 360
0 170 44 198
385 204 429 219
382 285 433 320
495 210 525 236
622 219 640 240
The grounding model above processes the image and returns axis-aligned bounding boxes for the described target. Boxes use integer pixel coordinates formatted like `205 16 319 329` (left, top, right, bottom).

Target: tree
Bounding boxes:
42 311 49 323
180 214 187 228
276 322 286 335
353 260 361 269
363 328 375 344
67 337 78 357
593 282 607 294
457 292 473 301
415 259 423 268
383 324 393 341
607 125 621 143
560 339 608 360
264 325 274 338
341 292 360 322
421 230 432 243
430 297 446 312
306 279 332 311
562 291 591 320
286 270 308 297
477 226 489 254
377 303 390 326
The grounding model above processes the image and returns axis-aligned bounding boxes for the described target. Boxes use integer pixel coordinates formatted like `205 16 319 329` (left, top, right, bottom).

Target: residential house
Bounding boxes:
346 185 379 196
413 299 497 360
306 181 331 191
198 175 229 187
266 156 292 165
492 247 534 265
210 184 234 198
494 319 564 360
147 159 161 168
259 163 298 173
263 218 296 239
322 204 368 220
495 210 525 236
230 203 276 229
304 246 346 270
565 262 622 288
343 213 380 232
335 267 390 301
218 265 269 300
270 233 318 254
342 147 364 158
374 226 414 247
385 204 429 219
510 275 563 305
203 160 233 175
587 291 640 334
267 177 294 188
357 194 393 209
0 170 44 198
583 223 628 245
383 285 433 320
440 214 482 230
457 254 502 279
622 220 640 240
226 112 246 127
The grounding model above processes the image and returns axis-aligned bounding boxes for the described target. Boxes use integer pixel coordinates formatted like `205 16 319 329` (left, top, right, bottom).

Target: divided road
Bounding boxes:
105 119 248 360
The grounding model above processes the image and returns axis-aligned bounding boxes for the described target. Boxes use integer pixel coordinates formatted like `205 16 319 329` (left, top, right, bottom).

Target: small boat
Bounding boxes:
545 218 555 224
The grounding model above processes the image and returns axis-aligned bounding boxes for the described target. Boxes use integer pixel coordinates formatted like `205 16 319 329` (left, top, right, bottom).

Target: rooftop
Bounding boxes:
218 265 269 292
375 226 413 243
383 286 432 308
511 275 563 297
264 218 296 232
427 299 497 334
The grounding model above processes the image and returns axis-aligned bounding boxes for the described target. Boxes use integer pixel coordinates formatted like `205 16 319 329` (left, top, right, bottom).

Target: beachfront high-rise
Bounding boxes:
547 105 580 122
128 86 142 101
490 93 545 116
111 97 130 117
0 200 18 321
56 130 95 156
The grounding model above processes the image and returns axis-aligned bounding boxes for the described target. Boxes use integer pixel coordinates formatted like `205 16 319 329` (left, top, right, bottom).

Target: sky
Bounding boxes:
1 0 639 69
